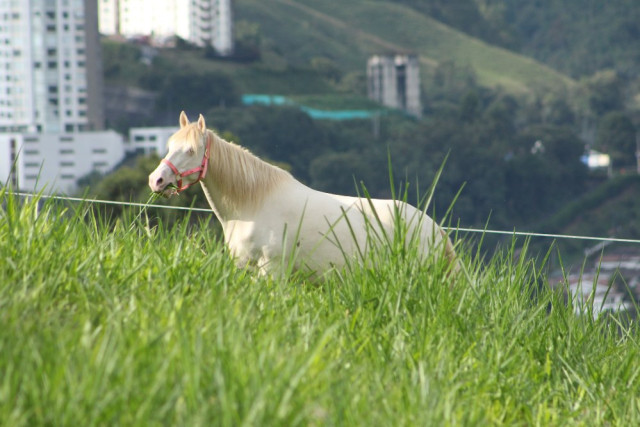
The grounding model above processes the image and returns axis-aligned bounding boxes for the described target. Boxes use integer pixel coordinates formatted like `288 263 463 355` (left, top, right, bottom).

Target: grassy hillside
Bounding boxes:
103 39 337 97
2 190 640 425
236 0 576 96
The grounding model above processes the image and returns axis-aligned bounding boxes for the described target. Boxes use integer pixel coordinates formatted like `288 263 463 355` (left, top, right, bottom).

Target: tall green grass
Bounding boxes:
1 189 639 425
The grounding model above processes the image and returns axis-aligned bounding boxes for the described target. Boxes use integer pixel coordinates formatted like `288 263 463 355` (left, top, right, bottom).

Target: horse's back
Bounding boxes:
234 181 454 276
315 191 449 260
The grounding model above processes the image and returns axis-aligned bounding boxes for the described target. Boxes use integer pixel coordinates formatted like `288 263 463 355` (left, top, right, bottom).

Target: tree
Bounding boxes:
205 106 331 183
309 151 371 195
506 125 588 222
579 70 625 117
459 90 480 123
596 112 637 168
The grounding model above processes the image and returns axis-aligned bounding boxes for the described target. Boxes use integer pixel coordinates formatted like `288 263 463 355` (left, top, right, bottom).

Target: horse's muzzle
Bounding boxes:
148 166 177 197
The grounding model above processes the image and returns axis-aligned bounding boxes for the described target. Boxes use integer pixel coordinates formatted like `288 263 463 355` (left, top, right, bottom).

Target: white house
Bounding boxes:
581 149 611 170
1 131 125 194
0 125 188 194
127 126 178 155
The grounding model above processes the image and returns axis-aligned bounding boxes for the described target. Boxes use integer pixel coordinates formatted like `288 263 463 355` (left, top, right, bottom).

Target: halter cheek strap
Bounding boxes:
161 133 212 193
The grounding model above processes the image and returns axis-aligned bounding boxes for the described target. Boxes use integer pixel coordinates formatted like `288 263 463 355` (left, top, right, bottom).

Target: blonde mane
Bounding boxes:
177 124 293 212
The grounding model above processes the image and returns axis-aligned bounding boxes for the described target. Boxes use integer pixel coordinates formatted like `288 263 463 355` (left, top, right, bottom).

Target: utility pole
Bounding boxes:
636 131 640 174
372 113 380 139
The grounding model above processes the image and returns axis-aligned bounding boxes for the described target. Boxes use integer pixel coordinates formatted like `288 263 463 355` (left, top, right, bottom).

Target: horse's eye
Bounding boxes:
188 148 195 155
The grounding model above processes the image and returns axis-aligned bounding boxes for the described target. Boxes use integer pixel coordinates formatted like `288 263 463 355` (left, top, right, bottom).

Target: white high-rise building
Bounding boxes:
367 54 422 118
98 0 234 55
0 0 105 133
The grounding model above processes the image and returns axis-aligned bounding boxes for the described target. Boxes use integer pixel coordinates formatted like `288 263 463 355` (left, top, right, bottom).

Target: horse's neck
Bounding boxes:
199 132 292 222
199 179 227 221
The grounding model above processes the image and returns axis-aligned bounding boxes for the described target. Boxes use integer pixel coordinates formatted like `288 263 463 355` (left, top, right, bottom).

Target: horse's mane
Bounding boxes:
174 124 294 212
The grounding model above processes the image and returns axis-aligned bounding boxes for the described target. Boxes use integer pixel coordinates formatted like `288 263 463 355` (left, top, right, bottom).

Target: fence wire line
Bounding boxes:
8 191 640 245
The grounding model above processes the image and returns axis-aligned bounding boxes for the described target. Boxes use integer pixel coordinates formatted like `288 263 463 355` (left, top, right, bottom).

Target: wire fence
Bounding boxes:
8 191 640 245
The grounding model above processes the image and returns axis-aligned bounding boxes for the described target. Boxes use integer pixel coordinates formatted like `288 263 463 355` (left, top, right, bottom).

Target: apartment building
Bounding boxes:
98 0 234 55
0 0 104 133
367 54 422 118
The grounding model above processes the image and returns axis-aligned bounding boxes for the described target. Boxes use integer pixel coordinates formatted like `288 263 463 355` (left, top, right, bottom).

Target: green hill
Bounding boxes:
236 0 576 96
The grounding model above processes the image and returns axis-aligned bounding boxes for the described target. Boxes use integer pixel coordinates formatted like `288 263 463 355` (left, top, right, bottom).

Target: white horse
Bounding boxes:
149 112 457 278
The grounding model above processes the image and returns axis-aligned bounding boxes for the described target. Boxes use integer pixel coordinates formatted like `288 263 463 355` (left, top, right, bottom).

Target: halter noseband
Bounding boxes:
161 133 212 193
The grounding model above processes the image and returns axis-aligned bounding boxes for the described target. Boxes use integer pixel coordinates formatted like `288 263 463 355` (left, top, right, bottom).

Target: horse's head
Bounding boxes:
149 111 211 197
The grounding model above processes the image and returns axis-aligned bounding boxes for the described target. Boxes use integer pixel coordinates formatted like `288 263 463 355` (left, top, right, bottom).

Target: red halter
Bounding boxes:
161 133 212 193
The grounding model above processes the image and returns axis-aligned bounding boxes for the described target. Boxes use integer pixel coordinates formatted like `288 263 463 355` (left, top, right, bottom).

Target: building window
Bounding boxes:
92 148 107 154
60 161 75 167
60 149 74 154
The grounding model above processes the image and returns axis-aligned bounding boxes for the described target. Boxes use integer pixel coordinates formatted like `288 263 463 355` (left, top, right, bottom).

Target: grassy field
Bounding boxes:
1 189 639 425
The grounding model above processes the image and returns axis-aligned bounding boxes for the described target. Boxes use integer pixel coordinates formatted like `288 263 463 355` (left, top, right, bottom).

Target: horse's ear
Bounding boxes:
179 111 189 128
197 114 206 132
